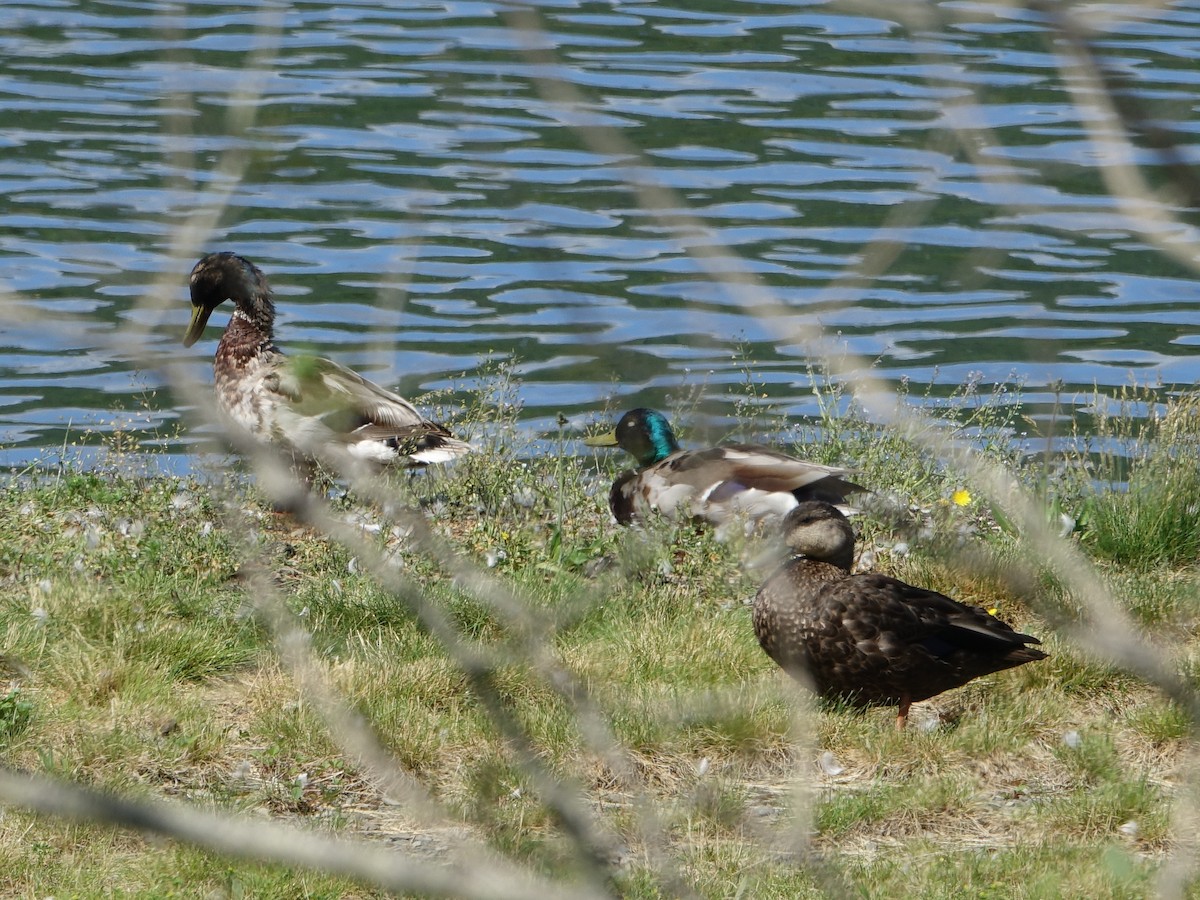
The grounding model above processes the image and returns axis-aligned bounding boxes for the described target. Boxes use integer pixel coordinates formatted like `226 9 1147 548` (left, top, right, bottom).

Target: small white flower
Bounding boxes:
1063 729 1082 749
1119 820 1139 838
295 773 309 789
31 607 48 625
36 579 52 595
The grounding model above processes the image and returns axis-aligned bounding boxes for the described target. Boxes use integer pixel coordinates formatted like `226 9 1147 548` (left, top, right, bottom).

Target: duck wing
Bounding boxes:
268 355 471 465
631 445 862 524
704 445 864 499
809 573 1045 704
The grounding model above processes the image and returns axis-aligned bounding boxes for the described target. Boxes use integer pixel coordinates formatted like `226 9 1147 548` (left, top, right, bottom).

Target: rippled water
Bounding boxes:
3 0 1200 471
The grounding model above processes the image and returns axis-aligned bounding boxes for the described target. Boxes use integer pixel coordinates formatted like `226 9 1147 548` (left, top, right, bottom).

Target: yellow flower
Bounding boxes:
951 488 972 507
987 607 998 616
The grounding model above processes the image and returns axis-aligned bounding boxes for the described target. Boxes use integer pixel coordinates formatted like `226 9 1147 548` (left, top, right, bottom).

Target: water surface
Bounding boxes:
3 0 1200 470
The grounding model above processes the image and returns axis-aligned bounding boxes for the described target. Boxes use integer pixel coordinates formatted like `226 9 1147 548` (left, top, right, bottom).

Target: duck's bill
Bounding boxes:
182 305 213 347
583 430 619 447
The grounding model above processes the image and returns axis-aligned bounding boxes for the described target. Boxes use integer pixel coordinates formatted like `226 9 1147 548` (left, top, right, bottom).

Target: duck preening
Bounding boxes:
584 408 862 527
753 501 1047 729
183 252 471 472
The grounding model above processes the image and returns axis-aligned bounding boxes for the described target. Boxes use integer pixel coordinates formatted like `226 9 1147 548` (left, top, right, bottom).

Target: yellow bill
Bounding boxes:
583 429 619 447
182 304 213 347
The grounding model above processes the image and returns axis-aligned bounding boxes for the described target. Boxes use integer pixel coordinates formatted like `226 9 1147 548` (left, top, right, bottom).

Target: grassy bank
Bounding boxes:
0 377 1197 898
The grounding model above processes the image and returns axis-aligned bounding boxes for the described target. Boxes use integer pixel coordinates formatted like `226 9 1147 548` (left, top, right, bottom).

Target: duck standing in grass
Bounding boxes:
584 408 862 527
754 501 1047 729
183 251 471 471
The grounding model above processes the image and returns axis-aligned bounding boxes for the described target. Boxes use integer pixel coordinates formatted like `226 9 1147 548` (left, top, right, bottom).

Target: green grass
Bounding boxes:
1065 388 1200 569
1 377 1199 896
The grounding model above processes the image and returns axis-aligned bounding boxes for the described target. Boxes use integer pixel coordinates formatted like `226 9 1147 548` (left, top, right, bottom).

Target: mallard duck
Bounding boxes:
183 251 471 470
754 501 1047 729
583 408 862 526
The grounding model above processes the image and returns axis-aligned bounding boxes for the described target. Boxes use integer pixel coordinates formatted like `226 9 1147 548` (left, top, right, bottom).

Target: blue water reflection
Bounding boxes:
1 0 1199 471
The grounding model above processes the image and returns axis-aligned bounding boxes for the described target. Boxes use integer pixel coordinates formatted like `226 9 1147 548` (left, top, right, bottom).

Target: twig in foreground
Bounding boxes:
0 768 610 900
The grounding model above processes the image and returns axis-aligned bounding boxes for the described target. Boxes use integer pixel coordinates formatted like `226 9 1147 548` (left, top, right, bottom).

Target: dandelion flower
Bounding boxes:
951 488 972 507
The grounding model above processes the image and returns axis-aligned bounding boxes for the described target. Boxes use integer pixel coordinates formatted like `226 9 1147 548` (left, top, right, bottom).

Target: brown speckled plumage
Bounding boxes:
754 501 1047 728
585 409 863 527
183 252 471 470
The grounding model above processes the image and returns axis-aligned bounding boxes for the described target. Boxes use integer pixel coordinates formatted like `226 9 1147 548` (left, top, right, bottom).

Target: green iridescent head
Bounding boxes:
584 408 680 466
183 251 274 347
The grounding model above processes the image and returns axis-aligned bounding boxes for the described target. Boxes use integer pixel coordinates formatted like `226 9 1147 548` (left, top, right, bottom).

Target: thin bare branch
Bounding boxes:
0 768 607 900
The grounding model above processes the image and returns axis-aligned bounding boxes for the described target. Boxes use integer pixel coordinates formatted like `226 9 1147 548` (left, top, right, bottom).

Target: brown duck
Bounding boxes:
584 408 862 527
183 252 471 470
754 501 1046 729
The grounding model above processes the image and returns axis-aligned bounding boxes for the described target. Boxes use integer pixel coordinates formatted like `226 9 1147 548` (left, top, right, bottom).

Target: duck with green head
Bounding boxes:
584 408 863 527
183 251 471 471
754 501 1047 729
